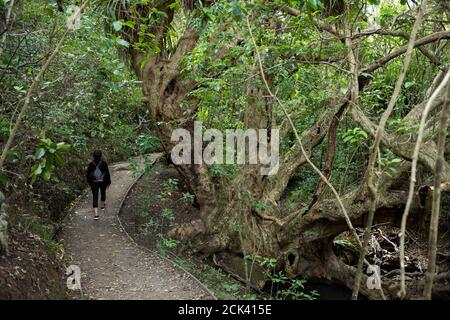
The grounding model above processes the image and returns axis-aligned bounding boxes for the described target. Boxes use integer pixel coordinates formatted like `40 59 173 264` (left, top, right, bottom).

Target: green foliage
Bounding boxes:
161 208 175 222
0 0 156 248
341 127 368 144
231 222 244 234
139 219 158 240
29 136 71 184
388 118 419 139
162 178 179 195
0 174 8 187
156 235 180 255
252 201 271 211
208 164 235 178
246 254 318 300
246 254 277 269
0 116 9 141
2 0 449 301
222 283 241 292
136 132 161 154
128 158 140 178
276 279 319 300
379 151 403 177
171 256 247 300
180 192 195 204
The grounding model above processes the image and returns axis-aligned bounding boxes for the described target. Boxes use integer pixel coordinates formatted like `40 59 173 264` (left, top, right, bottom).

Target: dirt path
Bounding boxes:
60 155 213 300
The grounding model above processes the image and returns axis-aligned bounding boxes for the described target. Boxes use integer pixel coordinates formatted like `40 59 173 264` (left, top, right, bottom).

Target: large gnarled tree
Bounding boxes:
107 0 450 299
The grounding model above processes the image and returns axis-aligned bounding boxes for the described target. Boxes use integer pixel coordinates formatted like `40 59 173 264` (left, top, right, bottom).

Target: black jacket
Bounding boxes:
86 160 111 185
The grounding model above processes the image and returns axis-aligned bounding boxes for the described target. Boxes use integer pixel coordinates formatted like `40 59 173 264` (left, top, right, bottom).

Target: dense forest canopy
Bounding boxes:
0 0 449 300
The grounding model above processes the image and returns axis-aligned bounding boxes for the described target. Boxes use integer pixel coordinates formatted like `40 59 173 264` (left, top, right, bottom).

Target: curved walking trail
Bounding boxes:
60 154 213 300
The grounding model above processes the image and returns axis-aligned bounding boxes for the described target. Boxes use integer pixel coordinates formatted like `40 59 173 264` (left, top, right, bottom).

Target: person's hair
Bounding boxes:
93 150 102 161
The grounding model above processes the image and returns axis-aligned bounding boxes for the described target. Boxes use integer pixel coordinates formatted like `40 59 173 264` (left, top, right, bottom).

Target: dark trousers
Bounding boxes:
90 183 106 208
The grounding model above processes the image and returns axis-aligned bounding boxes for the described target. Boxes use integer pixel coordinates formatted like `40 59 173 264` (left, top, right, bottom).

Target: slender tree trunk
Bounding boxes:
353 0 427 299
423 81 450 299
0 0 15 59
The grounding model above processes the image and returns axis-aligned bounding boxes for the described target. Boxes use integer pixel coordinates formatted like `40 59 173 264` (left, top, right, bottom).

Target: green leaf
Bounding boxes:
112 20 122 32
44 157 52 170
122 20 135 29
13 86 26 93
40 157 47 169
360 72 374 79
35 148 45 160
41 138 53 147
116 38 130 48
55 153 65 166
56 142 71 152
0 173 8 187
229 1 244 21
31 164 42 176
306 0 322 10
43 170 51 181
2 52 10 65
404 81 415 89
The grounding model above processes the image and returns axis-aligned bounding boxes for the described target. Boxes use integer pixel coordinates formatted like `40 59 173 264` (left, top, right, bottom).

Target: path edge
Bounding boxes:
116 154 218 300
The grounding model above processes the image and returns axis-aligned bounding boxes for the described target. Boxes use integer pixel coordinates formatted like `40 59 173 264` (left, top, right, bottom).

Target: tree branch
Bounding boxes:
352 28 440 66
362 31 450 75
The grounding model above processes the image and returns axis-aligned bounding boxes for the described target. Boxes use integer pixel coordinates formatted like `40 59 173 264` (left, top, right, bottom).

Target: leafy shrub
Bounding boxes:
136 132 161 154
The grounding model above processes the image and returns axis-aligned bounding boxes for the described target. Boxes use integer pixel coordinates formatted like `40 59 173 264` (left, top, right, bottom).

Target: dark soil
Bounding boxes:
0 229 66 299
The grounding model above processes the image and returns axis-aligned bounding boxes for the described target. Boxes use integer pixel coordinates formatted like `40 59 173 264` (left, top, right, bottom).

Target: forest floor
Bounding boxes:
0 230 66 299
60 154 213 300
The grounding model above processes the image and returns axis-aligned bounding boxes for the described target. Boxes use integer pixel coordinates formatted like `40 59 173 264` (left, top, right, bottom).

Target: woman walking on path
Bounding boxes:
86 150 111 220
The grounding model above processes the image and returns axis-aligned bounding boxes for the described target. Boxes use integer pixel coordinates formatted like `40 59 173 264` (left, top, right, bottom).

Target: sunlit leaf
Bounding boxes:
56 142 71 152
112 20 122 32
117 38 130 48
35 148 45 160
